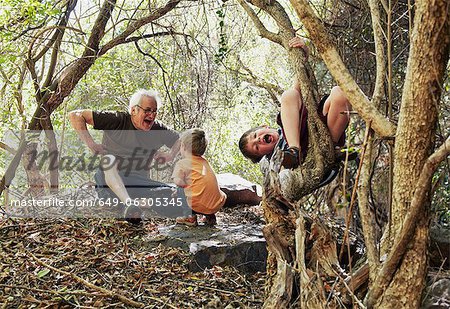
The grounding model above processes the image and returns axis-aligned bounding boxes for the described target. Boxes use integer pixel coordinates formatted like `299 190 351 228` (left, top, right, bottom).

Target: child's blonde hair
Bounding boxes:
181 128 207 156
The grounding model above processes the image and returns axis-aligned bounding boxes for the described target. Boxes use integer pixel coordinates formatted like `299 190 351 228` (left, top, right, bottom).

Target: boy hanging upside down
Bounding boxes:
239 37 352 169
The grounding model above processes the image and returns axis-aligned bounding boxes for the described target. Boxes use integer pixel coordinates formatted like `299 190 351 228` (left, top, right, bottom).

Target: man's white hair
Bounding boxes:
129 89 163 112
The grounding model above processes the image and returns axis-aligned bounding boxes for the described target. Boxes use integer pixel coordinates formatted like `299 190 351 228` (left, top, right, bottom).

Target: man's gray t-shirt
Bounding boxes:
92 111 179 176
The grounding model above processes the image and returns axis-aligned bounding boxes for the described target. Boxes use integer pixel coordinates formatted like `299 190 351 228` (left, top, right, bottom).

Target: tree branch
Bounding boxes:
340 126 372 260
0 142 16 154
0 140 27 197
246 0 295 38
78 0 117 60
225 56 283 106
133 40 178 127
125 31 173 44
44 0 117 113
98 0 181 56
289 0 396 138
239 57 284 94
30 0 78 62
26 24 85 101
237 0 282 45
42 28 64 91
356 127 380 283
41 1 79 90
368 0 386 108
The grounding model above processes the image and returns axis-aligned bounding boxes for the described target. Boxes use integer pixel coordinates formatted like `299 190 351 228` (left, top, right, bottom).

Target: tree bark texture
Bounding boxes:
376 0 450 307
261 166 367 307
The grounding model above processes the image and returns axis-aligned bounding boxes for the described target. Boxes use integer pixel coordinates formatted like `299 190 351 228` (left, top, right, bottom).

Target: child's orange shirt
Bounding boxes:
172 156 226 214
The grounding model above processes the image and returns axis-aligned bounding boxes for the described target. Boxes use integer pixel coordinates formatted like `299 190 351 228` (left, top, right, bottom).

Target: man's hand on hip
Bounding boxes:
88 142 106 155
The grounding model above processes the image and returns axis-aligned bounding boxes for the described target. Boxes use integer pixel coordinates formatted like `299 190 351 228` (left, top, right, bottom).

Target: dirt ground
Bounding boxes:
0 204 265 308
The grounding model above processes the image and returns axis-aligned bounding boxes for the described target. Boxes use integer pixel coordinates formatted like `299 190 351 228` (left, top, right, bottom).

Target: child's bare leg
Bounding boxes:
322 86 352 143
102 154 132 204
280 88 302 149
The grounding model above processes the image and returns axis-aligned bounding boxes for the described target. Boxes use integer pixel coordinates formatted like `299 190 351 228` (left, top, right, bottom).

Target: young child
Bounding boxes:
239 37 352 169
172 128 227 226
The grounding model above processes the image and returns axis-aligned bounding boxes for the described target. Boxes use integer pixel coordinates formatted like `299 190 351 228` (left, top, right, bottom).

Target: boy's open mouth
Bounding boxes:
263 134 272 143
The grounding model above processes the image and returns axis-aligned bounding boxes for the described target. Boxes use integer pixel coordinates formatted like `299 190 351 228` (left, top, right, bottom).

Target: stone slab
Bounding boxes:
139 223 267 274
217 173 262 207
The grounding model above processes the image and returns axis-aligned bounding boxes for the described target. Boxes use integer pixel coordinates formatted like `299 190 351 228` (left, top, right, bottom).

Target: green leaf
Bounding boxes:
37 268 50 278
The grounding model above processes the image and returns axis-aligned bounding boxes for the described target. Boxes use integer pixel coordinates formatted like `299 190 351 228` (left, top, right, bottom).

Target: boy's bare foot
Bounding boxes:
282 146 301 169
176 215 198 227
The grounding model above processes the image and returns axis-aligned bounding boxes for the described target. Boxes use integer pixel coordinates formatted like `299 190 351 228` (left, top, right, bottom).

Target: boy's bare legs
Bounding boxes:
280 88 302 149
322 86 351 143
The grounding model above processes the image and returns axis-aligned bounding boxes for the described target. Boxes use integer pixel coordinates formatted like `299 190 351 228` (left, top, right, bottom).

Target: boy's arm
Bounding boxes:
289 37 309 92
172 161 189 188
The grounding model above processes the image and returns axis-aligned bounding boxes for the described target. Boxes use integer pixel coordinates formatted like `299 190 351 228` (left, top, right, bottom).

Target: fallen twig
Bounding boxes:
0 283 106 297
166 278 262 303
28 251 145 308
167 278 235 294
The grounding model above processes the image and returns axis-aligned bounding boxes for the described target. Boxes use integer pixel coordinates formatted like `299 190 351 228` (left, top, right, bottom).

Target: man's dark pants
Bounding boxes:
94 169 191 218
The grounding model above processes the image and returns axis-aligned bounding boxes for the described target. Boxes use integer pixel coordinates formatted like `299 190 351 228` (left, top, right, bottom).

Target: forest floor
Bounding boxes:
0 204 266 308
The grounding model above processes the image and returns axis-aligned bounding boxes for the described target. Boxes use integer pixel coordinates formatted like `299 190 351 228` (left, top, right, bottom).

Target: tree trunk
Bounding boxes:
279 47 336 201
376 1 450 307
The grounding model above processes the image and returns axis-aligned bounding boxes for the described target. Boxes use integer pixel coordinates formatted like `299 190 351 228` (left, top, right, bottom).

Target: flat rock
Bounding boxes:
139 223 267 274
217 173 262 207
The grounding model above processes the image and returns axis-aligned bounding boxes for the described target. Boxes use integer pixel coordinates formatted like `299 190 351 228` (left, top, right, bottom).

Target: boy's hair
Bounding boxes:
238 126 266 164
181 128 207 156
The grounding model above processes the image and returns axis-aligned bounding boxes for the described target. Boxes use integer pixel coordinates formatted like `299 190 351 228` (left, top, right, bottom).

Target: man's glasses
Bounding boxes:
136 105 158 115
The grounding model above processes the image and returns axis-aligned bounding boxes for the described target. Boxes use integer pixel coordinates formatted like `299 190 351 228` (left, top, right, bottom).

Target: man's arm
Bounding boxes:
68 110 106 154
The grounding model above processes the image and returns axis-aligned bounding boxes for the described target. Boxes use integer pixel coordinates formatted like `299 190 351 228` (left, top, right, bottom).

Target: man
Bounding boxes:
69 89 181 222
